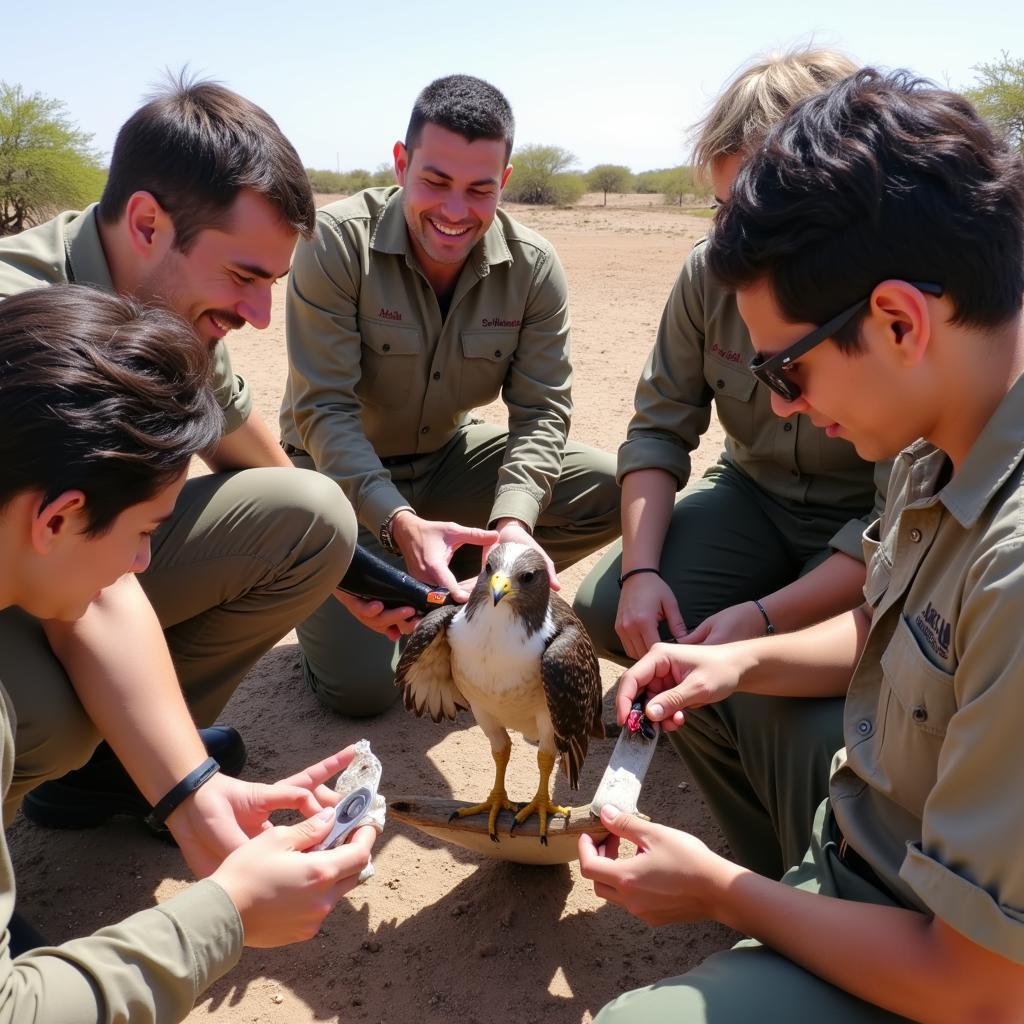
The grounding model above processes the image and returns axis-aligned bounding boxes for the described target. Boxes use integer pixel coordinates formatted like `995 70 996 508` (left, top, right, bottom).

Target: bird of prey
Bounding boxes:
395 542 604 843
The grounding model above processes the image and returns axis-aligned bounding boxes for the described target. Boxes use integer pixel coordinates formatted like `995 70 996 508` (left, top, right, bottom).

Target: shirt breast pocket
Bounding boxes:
458 329 519 409
704 356 757 438
358 319 422 409
875 615 957 814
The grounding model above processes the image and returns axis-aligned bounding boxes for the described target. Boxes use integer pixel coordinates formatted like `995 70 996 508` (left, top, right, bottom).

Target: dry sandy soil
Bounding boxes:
8 195 737 1023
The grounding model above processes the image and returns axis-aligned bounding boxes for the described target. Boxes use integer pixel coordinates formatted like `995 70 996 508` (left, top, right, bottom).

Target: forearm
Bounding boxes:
620 468 677 571
42 575 207 804
204 412 292 471
713 864 1023 1023
735 605 871 698
756 552 866 634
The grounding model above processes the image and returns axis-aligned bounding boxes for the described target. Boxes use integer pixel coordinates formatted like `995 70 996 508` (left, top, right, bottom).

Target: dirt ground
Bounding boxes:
8 195 737 1023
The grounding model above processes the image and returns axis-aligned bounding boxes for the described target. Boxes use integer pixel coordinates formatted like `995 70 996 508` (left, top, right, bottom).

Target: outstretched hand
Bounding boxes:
168 746 363 878
483 518 560 590
390 511 499 600
334 589 419 641
614 642 745 733
578 805 729 927
211 809 378 948
615 572 687 659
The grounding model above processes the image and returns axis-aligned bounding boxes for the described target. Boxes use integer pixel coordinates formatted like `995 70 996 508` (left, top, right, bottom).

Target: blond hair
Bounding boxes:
692 47 859 176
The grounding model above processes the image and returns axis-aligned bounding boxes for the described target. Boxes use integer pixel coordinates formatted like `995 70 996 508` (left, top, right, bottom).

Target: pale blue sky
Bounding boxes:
5 1 1013 173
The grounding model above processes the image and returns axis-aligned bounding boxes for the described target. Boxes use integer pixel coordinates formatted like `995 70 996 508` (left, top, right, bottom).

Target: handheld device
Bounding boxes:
315 784 378 851
337 544 455 615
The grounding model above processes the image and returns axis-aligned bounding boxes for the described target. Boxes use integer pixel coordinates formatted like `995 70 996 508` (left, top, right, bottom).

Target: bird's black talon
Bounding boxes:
448 811 460 823
540 834 549 847
489 832 500 844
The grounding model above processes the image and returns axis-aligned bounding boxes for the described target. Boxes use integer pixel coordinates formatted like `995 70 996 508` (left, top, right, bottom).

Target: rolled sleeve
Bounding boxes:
616 251 713 488
828 458 893 562
208 341 252 435
490 246 572 530
284 213 408 536
898 537 1024 963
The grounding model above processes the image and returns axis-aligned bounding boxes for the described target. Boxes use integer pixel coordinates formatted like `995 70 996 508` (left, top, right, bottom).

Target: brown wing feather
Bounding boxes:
540 594 604 790
394 605 469 723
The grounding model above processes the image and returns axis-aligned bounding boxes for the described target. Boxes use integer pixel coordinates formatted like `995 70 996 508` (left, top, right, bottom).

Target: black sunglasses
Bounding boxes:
749 281 944 401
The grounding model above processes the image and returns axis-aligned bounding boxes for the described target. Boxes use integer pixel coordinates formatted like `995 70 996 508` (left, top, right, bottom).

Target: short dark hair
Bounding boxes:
0 285 223 534
405 74 515 162
707 69 1024 348
98 71 315 252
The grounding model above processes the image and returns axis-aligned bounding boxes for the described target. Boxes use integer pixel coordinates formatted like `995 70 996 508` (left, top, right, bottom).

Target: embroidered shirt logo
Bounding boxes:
379 308 403 321
915 601 952 661
481 317 521 328
710 341 742 364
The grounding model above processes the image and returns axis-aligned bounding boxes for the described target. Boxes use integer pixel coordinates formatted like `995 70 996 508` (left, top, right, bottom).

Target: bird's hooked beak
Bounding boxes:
489 571 514 606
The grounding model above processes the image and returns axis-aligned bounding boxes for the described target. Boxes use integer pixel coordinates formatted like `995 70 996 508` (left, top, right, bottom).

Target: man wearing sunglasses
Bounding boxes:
583 69 1024 1022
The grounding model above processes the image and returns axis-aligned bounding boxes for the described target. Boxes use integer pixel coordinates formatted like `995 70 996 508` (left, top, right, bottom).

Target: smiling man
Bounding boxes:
581 69 1024 1023
280 74 619 716
0 77 357 866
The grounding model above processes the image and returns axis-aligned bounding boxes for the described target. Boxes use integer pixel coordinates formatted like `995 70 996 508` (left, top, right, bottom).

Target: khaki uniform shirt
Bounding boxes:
831 373 1024 964
0 685 242 1022
618 240 887 560
0 206 252 433
280 186 573 536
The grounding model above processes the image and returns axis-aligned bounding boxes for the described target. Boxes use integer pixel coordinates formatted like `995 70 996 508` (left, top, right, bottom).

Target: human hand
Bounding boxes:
483 519 560 590
211 809 377 948
615 573 687 660
614 642 745 732
168 747 363 878
390 512 499 600
683 600 767 646
578 805 730 926
333 589 419 641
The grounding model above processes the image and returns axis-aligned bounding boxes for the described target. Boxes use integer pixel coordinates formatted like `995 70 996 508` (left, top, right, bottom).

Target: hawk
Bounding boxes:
395 542 604 843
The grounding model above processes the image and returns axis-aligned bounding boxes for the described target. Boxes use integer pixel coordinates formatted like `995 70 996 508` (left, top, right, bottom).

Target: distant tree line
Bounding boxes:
5 55 1024 236
305 164 395 195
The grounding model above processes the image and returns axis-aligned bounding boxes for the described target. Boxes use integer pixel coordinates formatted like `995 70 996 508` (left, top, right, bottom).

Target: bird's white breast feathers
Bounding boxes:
447 600 555 737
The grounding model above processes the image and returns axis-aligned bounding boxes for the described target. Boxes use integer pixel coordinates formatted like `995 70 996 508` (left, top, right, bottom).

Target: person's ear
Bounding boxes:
123 191 176 262
868 280 933 368
30 490 88 555
393 141 410 186
500 164 513 191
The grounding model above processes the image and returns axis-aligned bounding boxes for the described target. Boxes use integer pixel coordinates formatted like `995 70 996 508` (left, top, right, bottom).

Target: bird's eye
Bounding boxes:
485 561 493 574
520 570 536 583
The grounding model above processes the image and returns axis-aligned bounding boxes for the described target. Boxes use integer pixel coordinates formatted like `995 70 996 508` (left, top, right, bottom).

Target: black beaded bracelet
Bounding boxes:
753 598 775 636
145 756 221 829
617 567 662 588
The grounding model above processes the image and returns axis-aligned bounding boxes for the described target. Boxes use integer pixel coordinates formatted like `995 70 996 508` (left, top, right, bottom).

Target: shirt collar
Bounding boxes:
938 371 1024 528
370 187 513 279
63 204 115 292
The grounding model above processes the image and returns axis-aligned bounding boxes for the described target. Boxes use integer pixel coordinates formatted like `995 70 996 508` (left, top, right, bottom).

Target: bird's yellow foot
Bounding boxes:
511 795 571 846
450 789 519 842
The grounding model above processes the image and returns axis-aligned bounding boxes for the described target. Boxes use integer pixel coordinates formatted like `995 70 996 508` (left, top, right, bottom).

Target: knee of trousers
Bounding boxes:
571 558 627 663
300 651 400 718
283 469 358 587
571 589 625 664
13 690 101 795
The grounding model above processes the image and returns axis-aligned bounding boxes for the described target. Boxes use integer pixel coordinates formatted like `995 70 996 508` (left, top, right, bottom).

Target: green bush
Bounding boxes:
0 82 105 235
504 144 581 205
585 163 633 204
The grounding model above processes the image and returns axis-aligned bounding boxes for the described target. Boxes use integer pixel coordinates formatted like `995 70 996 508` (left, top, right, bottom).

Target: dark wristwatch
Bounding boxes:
378 506 412 554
